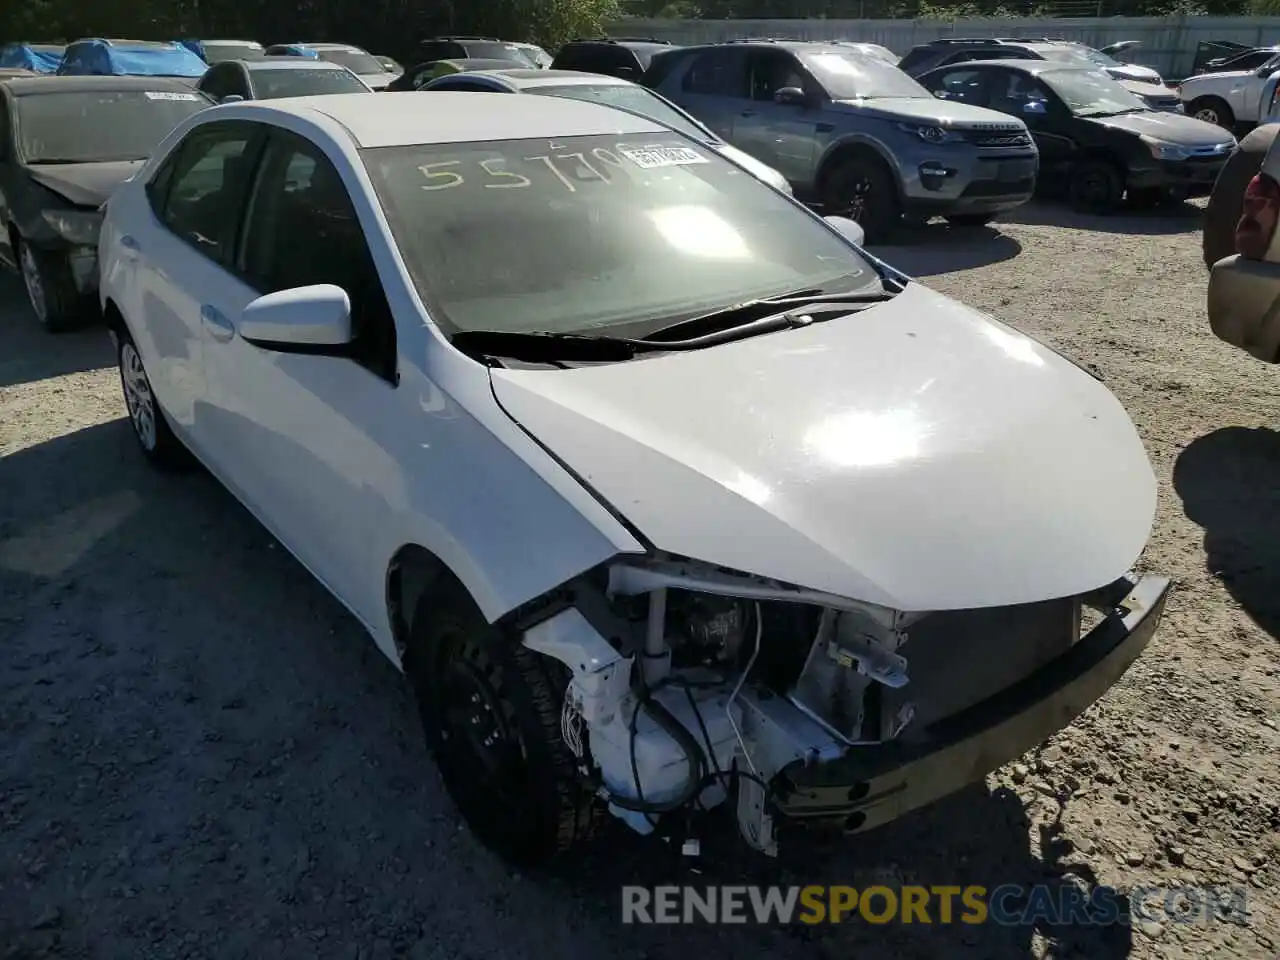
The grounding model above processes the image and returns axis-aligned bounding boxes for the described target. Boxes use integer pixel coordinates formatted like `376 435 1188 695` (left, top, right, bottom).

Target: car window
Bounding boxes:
0 99 11 161
155 123 260 265
895 48 931 74
987 70 1054 116
419 41 465 62
427 78 501 92
746 50 808 102
929 68 990 106
198 63 238 100
14 89 210 163
525 83 712 141
800 50 932 99
250 68 369 98
682 49 747 97
238 133 396 381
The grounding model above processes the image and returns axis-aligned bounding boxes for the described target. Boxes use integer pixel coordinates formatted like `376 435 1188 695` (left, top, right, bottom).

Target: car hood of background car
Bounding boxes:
832 96 1025 129
361 72 393 89
489 282 1157 613
25 160 146 207
1106 63 1163 84
1087 109 1232 145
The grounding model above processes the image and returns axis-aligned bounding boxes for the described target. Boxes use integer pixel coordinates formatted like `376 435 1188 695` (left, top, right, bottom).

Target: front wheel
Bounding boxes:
822 156 901 244
18 239 83 332
1186 96 1234 130
117 331 189 470
1069 159 1124 214
405 593 602 866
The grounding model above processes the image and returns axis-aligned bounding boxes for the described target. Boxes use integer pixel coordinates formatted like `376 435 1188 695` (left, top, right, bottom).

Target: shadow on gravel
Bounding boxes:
0 273 113 389
999 200 1202 236
0 419 1132 960
1174 426 1280 641
868 225 1022 278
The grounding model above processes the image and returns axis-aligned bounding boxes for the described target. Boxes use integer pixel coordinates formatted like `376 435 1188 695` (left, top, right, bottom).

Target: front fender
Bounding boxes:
816 133 904 193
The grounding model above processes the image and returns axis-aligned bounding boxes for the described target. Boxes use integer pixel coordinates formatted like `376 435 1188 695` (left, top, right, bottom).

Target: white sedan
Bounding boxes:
99 92 1170 867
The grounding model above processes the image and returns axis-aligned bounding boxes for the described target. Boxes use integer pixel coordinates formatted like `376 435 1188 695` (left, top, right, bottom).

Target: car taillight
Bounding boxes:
1236 173 1280 259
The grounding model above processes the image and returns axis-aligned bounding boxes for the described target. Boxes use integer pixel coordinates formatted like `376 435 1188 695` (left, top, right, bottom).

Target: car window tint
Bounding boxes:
683 50 745 97
747 50 806 101
988 71 1051 115
158 125 258 265
239 134 396 381
198 63 234 99
931 68 988 105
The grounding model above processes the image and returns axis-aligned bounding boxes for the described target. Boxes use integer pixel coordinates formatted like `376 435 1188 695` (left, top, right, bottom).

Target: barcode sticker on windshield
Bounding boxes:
145 91 201 101
617 143 708 169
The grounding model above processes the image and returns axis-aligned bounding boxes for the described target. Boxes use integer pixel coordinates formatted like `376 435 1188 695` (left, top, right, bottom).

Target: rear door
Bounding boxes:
668 47 747 141
731 49 818 185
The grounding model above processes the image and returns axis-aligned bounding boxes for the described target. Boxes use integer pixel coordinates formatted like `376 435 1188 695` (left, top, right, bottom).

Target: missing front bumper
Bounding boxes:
770 573 1171 832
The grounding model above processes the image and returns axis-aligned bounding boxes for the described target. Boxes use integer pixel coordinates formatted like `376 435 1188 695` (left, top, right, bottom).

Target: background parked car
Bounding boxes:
0 68 36 80
1176 49 1280 130
552 37 676 80
832 41 897 64
0 43 65 73
415 36 540 68
645 40 1038 239
919 59 1234 212
1191 42 1279 77
387 58 528 90
264 42 393 89
419 67 793 194
376 55 403 76
56 39 208 82
197 57 372 101
510 42 552 69
180 39 265 64
1206 123 1280 360
0 75 211 329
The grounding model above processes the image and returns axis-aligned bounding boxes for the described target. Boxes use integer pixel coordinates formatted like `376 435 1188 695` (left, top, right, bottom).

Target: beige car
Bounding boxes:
1207 130 1280 362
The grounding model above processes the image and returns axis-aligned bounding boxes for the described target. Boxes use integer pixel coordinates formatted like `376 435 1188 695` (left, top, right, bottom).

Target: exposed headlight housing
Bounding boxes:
896 122 959 144
1139 134 1191 161
41 208 103 246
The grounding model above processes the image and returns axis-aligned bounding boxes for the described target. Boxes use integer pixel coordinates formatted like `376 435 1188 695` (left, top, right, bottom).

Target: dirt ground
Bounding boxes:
1 200 1277 960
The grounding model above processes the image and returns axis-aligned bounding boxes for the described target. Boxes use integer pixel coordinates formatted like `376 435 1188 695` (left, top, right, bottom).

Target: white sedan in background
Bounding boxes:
98 92 1168 868
418 67 794 194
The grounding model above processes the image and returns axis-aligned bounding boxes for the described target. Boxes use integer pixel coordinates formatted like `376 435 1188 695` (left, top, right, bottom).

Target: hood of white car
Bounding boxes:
489 283 1156 612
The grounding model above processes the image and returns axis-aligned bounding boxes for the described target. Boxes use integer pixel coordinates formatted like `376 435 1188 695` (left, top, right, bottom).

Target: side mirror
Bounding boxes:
219 94 244 104
239 284 353 350
774 86 808 106
823 214 865 247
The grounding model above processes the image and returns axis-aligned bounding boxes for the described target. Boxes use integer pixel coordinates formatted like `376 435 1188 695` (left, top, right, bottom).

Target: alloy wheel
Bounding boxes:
120 343 158 451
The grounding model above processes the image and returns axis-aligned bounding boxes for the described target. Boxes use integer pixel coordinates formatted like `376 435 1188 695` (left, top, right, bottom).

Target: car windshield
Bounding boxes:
525 84 712 142
800 50 931 99
313 48 384 75
1040 68 1146 116
252 67 368 98
14 90 209 163
466 41 536 65
362 132 875 337
203 44 264 63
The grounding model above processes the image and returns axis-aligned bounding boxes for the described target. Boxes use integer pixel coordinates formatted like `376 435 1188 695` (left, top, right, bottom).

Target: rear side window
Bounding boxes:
553 44 633 75
682 50 745 96
896 47 933 74
643 50 685 88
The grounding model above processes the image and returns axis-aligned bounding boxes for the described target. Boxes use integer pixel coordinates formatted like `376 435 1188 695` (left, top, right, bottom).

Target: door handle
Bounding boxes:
200 304 235 342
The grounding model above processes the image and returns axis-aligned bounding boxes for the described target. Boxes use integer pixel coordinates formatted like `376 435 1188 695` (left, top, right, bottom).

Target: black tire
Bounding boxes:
822 155 901 244
404 591 602 867
116 329 190 470
1127 186 1176 210
1187 96 1234 130
17 238 84 332
1069 159 1124 214
944 212 996 227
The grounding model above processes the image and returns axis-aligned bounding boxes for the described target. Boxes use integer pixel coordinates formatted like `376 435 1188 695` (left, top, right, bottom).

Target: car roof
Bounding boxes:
244 58 347 71
469 68 631 88
225 91 666 148
2 74 203 96
202 39 263 47
924 58 1091 75
296 42 369 53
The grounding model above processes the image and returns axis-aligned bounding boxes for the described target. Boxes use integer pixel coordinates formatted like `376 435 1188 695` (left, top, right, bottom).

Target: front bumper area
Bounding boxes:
1129 156 1227 198
902 149 1038 217
770 573 1171 832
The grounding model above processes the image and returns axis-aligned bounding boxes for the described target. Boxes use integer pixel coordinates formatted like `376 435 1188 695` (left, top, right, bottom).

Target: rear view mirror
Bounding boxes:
239 284 353 350
774 86 808 106
823 214 866 247
1207 254 1280 362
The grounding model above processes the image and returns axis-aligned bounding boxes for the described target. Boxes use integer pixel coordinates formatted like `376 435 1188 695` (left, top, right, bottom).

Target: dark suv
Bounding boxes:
416 36 533 67
550 38 675 80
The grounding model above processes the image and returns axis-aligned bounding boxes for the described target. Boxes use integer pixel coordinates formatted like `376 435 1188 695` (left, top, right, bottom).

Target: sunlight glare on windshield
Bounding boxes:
647 206 751 259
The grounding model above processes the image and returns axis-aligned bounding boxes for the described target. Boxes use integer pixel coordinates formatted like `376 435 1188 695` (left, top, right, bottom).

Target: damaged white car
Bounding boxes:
97 92 1171 866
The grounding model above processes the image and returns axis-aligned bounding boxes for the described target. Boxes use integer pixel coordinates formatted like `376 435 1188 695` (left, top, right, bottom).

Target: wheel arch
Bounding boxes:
385 543 480 665
815 136 904 199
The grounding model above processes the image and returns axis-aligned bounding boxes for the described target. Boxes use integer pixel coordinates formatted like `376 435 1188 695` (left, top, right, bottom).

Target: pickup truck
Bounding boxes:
1178 49 1280 129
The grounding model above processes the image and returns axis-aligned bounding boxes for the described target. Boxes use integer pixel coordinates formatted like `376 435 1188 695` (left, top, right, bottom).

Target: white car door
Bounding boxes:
199 129 403 627
130 121 264 446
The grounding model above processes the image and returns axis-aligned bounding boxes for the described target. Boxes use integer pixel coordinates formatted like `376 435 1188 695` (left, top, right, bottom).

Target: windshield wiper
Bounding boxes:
642 287 897 343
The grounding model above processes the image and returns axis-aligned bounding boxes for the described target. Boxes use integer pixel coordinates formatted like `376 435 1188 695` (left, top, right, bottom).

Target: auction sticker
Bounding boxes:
618 143 708 168
145 91 202 101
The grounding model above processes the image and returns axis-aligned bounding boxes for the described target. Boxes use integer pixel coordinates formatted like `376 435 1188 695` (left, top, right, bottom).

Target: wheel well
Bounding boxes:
816 143 899 199
102 299 127 337
386 544 469 661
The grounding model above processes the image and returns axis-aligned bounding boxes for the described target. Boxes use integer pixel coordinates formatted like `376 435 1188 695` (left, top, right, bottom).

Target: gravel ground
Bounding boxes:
1 200 1278 960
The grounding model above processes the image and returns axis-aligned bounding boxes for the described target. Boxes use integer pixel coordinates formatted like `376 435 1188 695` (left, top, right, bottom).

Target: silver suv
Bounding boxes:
645 40 1039 240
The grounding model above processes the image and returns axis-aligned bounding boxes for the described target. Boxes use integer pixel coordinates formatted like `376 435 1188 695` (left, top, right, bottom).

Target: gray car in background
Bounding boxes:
644 40 1038 240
